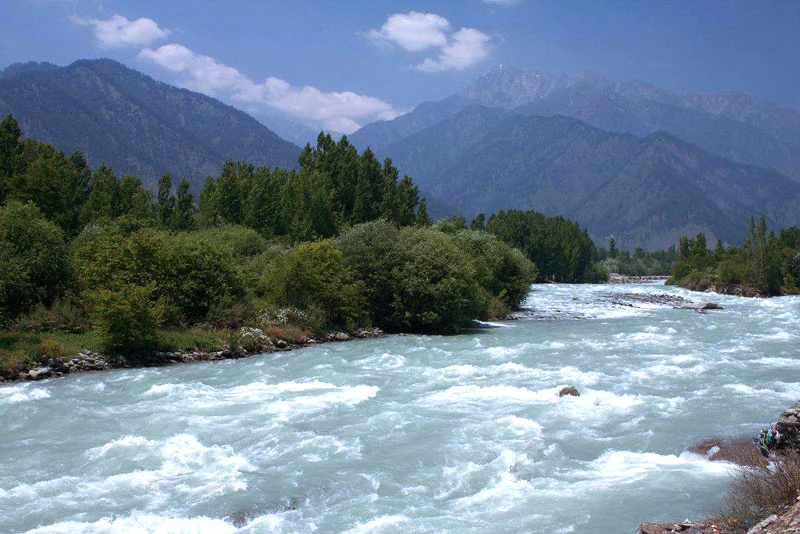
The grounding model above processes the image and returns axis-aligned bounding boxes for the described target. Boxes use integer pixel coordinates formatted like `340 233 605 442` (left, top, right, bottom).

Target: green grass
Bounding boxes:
0 330 101 375
156 328 224 353
1 327 224 377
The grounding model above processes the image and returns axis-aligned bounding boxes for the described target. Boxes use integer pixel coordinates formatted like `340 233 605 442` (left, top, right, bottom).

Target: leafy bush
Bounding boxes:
389 227 484 332
451 230 537 311
14 299 91 333
192 225 270 259
92 284 162 355
335 220 402 328
0 201 69 319
262 240 365 330
72 225 244 326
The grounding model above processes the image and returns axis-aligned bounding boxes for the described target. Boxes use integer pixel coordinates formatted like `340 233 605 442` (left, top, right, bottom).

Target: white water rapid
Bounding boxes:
1 283 799 533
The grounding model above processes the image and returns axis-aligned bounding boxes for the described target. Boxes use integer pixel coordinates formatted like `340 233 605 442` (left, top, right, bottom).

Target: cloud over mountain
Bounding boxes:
73 14 401 133
366 11 492 72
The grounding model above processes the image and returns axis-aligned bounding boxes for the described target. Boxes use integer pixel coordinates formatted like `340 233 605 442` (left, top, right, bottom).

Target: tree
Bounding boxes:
471 214 487 231
172 178 195 230
0 201 68 318
0 114 23 202
416 198 432 226
157 174 176 227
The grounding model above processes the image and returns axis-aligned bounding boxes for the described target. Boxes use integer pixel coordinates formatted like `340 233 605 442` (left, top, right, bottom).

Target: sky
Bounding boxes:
1 0 799 134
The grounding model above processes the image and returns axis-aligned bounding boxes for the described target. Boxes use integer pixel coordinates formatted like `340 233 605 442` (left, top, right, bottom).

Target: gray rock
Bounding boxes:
335 332 349 342
27 367 52 380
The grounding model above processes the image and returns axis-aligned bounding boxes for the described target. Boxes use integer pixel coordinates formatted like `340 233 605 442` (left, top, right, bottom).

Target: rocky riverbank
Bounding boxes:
0 327 385 385
640 401 800 534
607 274 670 284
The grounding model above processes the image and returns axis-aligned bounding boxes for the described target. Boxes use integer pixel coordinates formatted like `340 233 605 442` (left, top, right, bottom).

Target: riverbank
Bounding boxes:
0 327 385 385
640 401 800 533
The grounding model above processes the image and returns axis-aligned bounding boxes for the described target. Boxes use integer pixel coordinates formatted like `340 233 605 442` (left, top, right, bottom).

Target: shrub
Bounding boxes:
717 452 800 530
72 225 244 326
335 220 402 328
451 230 537 311
262 240 365 330
14 299 91 333
390 227 484 332
38 338 64 359
192 225 270 259
93 284 162 355
0 201 69 318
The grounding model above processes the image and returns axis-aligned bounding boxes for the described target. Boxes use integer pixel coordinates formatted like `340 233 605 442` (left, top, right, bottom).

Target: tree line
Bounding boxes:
1 114 544 374
668 217 800 295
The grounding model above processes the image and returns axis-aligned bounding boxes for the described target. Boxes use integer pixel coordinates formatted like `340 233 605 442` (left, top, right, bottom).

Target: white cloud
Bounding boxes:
70 14 169 48
417 28 492 73
138 44 401 133
366 12 492 72
366 11 450 52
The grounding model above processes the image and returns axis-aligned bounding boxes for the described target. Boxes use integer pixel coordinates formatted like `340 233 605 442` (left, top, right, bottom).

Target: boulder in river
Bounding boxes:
558 386 580 397
676 302 723 311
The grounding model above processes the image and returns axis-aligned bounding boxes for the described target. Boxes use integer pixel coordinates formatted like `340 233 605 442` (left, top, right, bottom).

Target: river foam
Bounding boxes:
2 282 798 533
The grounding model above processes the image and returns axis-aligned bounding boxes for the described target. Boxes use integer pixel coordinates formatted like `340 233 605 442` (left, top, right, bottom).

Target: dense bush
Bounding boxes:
0 201 69 319
262 240 366 330
92 284 162 355
72 224 244 325
334 220 403 327
390 227 485 332
335 221 535 331
450 230 537 311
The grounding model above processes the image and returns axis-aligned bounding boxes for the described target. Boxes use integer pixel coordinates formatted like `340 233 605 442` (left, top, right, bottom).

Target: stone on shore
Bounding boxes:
639 521 733 533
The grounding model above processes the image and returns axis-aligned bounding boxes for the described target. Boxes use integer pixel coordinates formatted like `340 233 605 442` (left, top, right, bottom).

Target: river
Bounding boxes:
1 283 799 533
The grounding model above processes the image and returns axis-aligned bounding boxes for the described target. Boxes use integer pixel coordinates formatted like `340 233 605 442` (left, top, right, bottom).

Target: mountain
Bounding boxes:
381 105 800 249
353 66 800 182
0 59 300 190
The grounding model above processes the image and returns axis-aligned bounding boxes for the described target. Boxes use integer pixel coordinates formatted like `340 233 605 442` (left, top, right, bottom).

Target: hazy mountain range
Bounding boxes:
350 66 800 247
2 59 799 247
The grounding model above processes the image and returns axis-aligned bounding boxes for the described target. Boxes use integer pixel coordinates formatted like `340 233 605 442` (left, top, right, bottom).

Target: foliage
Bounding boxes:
262 240 366 330
717 452 800 530
92 284 162 355
486 209 595 282
669 217 798 295
197 135 426 240
0 201 69 320
450 230 537 311
72 224 244 325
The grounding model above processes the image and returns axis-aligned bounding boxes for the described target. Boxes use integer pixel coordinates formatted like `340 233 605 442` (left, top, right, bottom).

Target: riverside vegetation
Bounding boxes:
0 113 611 379
667 218 800 297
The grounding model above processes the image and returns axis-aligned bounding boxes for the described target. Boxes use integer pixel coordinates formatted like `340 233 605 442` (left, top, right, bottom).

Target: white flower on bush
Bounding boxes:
257 307 308 328
238 326 271 352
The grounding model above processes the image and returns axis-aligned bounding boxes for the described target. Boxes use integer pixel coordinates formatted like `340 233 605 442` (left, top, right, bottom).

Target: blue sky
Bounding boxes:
2 0 799 133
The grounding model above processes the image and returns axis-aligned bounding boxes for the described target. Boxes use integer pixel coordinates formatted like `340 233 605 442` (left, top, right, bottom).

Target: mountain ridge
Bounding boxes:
380 104 800 248
0 59 301 190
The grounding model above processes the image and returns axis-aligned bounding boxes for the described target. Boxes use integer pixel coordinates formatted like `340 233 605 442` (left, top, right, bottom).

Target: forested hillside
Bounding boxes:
379 106 800 249
0 59 300 190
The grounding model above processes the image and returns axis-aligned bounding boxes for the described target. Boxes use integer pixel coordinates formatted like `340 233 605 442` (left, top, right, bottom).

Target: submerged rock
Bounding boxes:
676 302 723 311
558 386 580 397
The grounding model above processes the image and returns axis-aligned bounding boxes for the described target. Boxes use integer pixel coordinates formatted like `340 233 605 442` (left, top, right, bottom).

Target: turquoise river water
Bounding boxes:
1 283 799 533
